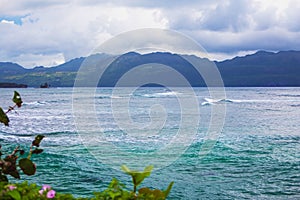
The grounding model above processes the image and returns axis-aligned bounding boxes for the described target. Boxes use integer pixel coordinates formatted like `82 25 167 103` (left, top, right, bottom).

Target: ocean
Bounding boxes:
0 87 299 199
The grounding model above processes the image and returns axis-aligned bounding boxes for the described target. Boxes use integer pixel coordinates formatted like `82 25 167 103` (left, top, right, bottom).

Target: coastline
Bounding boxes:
0 82 27 88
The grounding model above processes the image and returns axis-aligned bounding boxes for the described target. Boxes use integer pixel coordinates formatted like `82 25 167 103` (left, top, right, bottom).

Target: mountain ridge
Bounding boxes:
0 50 300 87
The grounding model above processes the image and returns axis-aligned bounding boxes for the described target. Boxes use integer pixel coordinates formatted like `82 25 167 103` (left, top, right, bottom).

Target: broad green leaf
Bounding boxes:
139 187 152 194
134 172 150 187
152 189 165 199
12 91 23 108
121 165 153 187
135 165 153 186
138 188 165 199
0 107 9 126
19 158 36 176
8 190 21 200
32 135 45 147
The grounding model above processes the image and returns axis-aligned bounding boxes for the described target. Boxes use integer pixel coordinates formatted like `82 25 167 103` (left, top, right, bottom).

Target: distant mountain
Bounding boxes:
0 50 300 87
97 52 208 87
0 62 28 75
217 50 300 86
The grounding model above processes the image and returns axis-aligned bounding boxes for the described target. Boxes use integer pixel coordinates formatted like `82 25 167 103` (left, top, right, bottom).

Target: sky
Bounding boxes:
0 0 300 68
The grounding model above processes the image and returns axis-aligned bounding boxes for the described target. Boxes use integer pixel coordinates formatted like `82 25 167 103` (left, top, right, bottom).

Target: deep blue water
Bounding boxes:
0 87 299 199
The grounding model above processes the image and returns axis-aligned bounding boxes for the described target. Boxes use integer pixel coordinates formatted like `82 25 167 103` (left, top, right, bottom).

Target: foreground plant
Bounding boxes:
0 91 45 182
0 164 173 200
0 91 23 126
93 165 174 200
0 135 45 183
39 185 56 199
122 165 174 200
0 181 83 200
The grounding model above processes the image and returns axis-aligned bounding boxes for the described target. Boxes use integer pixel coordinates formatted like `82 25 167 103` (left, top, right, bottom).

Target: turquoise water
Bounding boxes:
0 87 299 199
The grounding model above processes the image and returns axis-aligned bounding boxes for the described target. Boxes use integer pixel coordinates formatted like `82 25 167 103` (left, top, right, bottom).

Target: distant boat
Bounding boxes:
40 82 50 88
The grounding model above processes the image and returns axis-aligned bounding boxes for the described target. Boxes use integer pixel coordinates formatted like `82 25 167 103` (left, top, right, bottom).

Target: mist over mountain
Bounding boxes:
0 50 300 87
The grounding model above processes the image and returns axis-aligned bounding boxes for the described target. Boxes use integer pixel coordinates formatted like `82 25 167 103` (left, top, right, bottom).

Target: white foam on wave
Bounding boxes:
201 101 213 106
23 101 47 106
96 95 123 99
0 131 36 144
143 91 180 98
111 95 122 99
202 98 243 106
201 97 286 106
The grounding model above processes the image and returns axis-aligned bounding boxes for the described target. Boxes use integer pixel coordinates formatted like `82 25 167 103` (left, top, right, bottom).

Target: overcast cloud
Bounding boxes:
0 0 299 68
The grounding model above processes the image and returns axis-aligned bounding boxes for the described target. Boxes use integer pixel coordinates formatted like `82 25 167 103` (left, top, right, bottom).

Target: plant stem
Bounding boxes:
5 104 17 114
28 145 33 160
11 146 20 156
134 185 137 193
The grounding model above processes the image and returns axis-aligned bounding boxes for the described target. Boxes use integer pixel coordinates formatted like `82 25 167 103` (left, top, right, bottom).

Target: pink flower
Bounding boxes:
46 190 56 199
39 189 44 195
39 184 53 196
42 185 51 190
8 185 17 190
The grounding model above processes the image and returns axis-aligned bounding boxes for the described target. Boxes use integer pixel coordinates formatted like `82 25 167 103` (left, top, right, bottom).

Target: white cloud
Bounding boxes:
0 19 15 25
0 0 300 67
161 0 300 57
183 27 300 53
11 53 65 68
0 1 168 67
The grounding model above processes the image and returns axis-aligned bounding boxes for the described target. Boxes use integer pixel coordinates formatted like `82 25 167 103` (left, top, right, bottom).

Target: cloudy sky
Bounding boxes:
0 0 299 68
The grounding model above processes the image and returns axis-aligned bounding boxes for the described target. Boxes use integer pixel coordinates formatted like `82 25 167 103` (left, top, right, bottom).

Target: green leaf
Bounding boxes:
0 107 9 126
7 190 21 200
9 170 20 179
135 165 153 186
138 188 165 199
152 189 165 199
12 91 23 108
31 148 43 154
121 165 131 174
19 158 36 176
139 187 151 193
144 165 154 174
121 165 153 188
138 187 153 197
134 171 150 187
164 181 174 198
0 174 8 183
32 135 45 147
